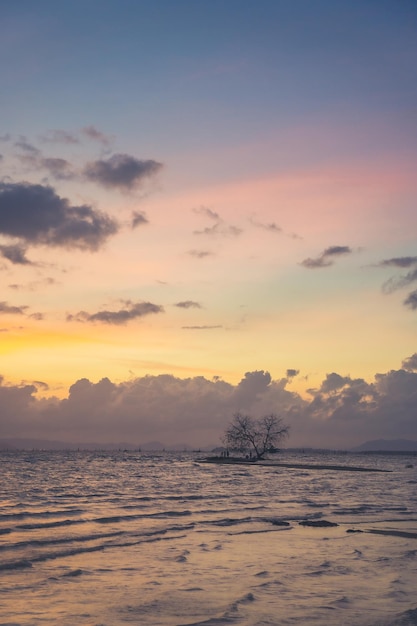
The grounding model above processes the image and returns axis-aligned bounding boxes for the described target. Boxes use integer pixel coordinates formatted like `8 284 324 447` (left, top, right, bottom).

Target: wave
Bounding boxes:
0 508 84 521
0 529 189 572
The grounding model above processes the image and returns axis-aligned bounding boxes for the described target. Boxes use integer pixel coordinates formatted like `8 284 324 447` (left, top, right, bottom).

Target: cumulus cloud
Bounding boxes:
84 153 163 190
67 300 164 325
175 301 202 309
235 370 272 405
0 182 118 250
131 211 149 229
318 372 352 393
301 245 353 269
402 353 417 371
0 244 32 265
1 362 417 448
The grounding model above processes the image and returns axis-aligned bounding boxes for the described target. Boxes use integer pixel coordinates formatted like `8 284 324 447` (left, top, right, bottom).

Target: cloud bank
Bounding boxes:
2 362 416 449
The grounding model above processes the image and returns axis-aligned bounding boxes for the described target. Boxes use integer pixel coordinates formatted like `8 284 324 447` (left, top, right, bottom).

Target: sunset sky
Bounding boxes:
1 0 417 449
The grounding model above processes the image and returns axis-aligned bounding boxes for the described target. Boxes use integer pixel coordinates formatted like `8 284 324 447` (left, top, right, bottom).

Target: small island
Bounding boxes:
199 412 391 472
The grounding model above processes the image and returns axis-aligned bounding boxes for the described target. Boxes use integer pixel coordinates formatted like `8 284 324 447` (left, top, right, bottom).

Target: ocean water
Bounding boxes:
1 450 417 626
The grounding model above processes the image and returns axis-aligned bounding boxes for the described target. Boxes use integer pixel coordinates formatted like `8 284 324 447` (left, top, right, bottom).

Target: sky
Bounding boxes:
1 0 417 449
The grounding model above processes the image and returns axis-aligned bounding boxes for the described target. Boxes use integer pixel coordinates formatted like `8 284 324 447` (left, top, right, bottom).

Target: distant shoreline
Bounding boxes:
199 456 392 472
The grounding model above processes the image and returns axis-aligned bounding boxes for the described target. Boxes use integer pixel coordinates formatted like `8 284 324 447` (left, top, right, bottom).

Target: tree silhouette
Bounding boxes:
223 412 289 460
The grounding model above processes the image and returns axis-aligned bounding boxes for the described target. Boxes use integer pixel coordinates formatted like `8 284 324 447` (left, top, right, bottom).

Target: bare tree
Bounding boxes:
223 412 289 460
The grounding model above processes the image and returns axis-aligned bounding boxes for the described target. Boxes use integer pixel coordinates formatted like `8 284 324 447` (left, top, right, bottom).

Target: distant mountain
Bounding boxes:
353 439 417 452
0 438 142 451
0 438 212 452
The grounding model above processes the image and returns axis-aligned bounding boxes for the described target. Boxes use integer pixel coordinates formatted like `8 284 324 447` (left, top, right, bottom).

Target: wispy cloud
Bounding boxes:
0 301 29 315
377 256 417 312
18 152 76 180
187 249 214 259
131 211 149 229
175 301 202 309
249 217 282 233
40 129 80 145
67 300 164 325
81 125 113 146
0 244 32 265
301 245 353 269
193 205 242 237
404 290 417 310
182 325 222 330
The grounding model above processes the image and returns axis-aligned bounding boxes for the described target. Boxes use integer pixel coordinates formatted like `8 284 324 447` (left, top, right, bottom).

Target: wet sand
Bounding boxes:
200 456 392 472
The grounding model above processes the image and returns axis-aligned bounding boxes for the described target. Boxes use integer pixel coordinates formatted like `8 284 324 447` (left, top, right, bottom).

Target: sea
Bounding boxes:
1 449 417 626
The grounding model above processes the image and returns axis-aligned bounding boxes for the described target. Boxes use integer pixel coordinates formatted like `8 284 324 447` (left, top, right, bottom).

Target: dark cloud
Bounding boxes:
286 369 299 378
0 134 11 142
131 211 149 229
84 153 163 190
175 301 202 309
379 256 417 268
0 301 29 315
402 354 417 371
404 290 417 310
67 300 164 325
0 244 32 265
301 245 352 269
182 325 222 330
0 182 118 250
